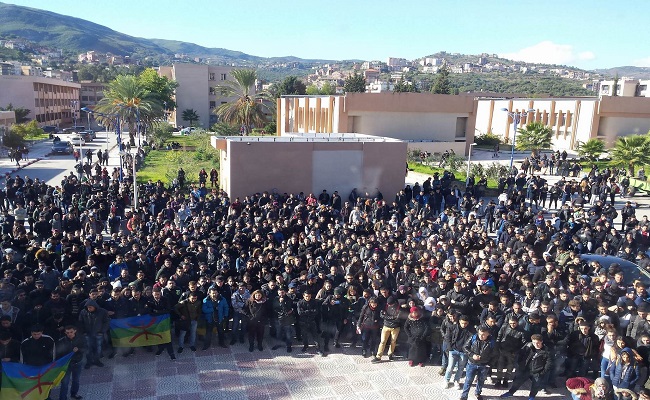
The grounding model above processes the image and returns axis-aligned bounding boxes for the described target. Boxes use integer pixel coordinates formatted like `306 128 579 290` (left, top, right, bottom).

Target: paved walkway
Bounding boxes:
48 341 568 400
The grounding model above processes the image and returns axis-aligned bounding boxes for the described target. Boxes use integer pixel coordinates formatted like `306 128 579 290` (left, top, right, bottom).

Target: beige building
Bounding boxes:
279 93 650 153
476 96 650 149
157 64 236 129
212 133 407 200
0 75 80 128
599 78 650 97
278 93 476 154
0 110 16 138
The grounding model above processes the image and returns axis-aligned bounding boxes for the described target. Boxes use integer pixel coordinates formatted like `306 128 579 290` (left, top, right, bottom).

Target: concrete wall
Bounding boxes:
217 139 407 200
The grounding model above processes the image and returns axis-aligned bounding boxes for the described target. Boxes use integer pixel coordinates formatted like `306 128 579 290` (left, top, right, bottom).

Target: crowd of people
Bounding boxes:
0 151 650 400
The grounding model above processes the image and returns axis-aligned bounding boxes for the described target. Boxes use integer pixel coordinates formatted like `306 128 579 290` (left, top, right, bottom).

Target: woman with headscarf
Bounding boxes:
404 306 430 367
566 377 615 400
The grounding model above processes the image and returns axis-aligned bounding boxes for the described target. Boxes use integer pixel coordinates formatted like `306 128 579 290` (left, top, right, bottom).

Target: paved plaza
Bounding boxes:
47 342 570 400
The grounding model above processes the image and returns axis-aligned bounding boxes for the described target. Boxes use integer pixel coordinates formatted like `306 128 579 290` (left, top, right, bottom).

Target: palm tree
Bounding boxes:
577 139 606 161
515 121 553 157
213 69 267 135
181 109 199 127
610 134 650 176
94 74 160 146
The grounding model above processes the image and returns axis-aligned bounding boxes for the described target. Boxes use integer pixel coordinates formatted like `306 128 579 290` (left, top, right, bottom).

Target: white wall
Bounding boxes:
599 117 650 146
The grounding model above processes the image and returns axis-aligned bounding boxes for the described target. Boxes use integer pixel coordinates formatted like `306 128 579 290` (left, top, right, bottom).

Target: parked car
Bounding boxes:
51 141 73 155
69 134 86 145
61 126 86 134
579 254 650 287
179 127 196 135
78 131 93 142
42 125 58 134
84 130 97 140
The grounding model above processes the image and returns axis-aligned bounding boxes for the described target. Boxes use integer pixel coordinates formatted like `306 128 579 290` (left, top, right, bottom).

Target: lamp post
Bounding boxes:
501 108 535 172
466 142 477 177
70 100 78 127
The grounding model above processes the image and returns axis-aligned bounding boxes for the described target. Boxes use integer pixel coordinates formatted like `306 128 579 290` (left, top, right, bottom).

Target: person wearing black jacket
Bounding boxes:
246 290 269 352
0 329 20 362
57 325 87 400
271 285 295 353
444 314 474 389
297 290 323 356
499 334 552 400
495 317 526 388
461 326 497 400
356 297 381 358
20 324 55 367
371 296 401 363
321 287 350 352
147 287 175 360
566 321 599 378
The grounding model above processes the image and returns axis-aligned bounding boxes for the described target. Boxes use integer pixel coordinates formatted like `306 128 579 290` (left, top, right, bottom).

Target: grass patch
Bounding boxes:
26 132 51 142
407 162 499 189
138 132 220 185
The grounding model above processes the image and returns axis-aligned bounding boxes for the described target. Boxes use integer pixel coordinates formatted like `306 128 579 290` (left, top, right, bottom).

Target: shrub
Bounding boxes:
211 122 239 136
474 132 502 146
264 122 277 134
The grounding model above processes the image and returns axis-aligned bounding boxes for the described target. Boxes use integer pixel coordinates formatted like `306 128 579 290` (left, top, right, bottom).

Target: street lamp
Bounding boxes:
466 142 477 177
501 108 535 172
70 100 78 127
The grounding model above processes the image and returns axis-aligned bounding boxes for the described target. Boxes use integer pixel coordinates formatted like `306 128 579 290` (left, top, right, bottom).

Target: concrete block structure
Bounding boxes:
212 133 407 201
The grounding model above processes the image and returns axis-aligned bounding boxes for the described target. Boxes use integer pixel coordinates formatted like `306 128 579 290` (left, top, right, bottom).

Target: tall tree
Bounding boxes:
138 68 178 111
610 134 650 176
431 65 451 94
274 76 307 97
213 69 268 135
94 74 160 146
343 73 366 93
181 109 199 127
515 121 553 156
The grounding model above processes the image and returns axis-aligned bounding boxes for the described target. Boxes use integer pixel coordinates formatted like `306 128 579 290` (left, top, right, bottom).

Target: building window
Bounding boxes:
636 85 647 97
220 73 227 81
209 101 216 109
209 73 215 81
209 87 215 95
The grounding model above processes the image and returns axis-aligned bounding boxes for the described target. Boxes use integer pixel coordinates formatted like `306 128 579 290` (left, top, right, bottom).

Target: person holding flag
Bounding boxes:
77 300 109 369
147 287 175 360
56 325 86 400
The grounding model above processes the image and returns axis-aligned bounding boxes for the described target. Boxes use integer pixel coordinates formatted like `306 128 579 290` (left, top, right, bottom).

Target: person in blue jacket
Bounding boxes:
609 347 640 400
201 287 229 350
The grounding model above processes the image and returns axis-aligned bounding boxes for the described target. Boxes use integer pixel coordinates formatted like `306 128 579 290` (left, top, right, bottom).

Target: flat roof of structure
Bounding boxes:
217 133 403 143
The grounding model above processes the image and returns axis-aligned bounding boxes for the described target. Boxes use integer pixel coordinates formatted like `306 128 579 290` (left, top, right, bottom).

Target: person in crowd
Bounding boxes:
246 289 269 352
500 334 551 400
56 325 86 400
404 306 430 367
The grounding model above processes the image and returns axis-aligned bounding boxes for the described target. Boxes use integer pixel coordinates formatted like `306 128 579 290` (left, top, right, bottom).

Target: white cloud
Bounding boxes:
499 41 595 65
634 57 650 67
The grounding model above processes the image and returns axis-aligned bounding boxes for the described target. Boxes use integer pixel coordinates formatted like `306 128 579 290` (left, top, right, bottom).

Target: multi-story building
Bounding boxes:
157 63 237 129
0 75 80 128
599 78 650 97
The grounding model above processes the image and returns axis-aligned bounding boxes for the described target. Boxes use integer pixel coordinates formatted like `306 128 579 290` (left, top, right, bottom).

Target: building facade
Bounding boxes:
157 64 236 129
278 93 650 153
0 75 80 128
212 134 407 201
278 93 476 154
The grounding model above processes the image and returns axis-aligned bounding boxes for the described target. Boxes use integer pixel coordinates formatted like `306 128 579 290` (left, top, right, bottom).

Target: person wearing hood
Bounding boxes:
609 347 641 399
78 299 109 368
404 306 430 367
566 377 615 400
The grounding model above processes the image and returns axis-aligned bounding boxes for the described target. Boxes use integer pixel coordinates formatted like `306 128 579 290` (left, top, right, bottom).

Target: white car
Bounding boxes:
69 134 86 145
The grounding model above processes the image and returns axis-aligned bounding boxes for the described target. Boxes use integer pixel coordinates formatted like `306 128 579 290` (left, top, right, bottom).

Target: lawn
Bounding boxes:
408 162 499 189
137 133 220 185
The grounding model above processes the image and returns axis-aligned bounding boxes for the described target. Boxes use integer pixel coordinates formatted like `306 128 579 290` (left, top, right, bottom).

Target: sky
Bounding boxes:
5 0 650 69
